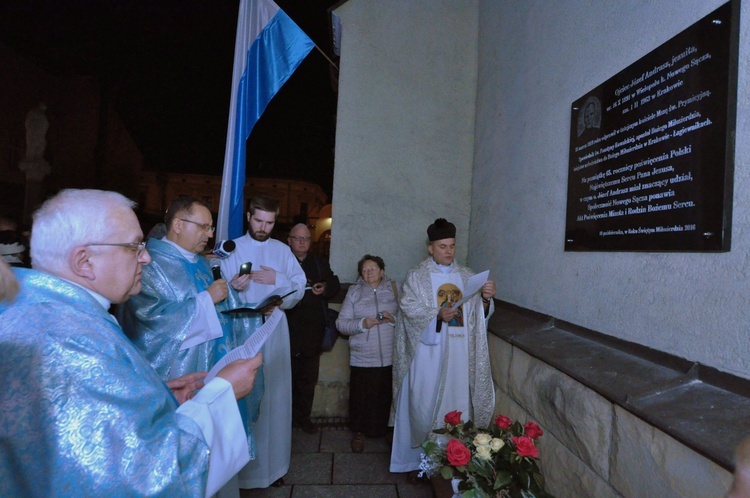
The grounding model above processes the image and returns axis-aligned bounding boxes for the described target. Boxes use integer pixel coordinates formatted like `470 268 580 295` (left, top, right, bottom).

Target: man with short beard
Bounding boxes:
221 195 306 489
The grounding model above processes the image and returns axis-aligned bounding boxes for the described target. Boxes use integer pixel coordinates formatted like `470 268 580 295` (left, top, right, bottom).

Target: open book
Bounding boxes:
221 289 297 315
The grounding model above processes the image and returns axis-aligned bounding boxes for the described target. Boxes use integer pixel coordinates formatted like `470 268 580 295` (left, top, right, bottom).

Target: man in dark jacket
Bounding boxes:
286 223 340 434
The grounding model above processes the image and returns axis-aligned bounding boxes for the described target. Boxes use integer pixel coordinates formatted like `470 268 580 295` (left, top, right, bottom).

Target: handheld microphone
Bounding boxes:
210 259 222 281
212 239 236 259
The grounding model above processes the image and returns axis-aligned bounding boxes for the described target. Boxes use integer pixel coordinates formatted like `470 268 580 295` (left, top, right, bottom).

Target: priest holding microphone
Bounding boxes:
118 196 264 497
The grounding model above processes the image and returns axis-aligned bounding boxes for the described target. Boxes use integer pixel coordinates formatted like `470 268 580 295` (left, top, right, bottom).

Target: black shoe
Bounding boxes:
271 477 284 487
299 419 318 434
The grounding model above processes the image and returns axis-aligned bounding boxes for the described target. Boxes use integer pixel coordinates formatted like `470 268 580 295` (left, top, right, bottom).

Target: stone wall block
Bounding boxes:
493 390 620 498
493 389 525 423
509 347 613 477
610 405 733 498
542 427 622 498
488 333 513 394
312 381 349 418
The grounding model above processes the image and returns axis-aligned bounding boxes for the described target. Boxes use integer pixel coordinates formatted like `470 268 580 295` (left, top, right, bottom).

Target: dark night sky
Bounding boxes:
0 0 339 198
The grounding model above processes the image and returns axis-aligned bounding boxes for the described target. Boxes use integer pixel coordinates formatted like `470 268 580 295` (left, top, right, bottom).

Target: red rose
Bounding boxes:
513 436 539 458
494 414 512 430
446 439 472 466
524 421 544 439
444 410 462 426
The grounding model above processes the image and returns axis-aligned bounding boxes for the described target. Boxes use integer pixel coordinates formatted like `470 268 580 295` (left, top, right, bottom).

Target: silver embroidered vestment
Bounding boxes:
391 258 495 431
0 269 210 497
117 237 264 460
118 238 220 379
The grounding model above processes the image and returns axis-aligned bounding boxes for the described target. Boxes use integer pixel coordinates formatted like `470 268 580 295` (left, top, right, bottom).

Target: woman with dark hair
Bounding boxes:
336 254 399 453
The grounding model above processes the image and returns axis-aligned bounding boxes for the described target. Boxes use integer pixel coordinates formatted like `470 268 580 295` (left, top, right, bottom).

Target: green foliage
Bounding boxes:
494 470 512 489
440 466 454 480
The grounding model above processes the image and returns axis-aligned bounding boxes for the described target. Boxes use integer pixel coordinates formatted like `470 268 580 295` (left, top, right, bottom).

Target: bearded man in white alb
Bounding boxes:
221 194 306 489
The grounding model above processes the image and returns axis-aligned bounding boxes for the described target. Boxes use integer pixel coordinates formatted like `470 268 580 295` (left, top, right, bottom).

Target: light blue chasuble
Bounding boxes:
0 268 209 497
118 238 264 458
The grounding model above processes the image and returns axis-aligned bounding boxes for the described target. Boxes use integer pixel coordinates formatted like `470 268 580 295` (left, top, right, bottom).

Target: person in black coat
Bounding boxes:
285 223 340 434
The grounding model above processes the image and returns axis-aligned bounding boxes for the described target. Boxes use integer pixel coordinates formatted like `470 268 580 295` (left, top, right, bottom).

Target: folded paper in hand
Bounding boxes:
221 289 297 314
205 307 283 382
452 270 490 308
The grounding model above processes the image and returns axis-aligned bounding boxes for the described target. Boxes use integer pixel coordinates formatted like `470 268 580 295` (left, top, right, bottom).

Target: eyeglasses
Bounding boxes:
362 267 380 273
289 236 311 242
88 241 147 256
179 218 215 233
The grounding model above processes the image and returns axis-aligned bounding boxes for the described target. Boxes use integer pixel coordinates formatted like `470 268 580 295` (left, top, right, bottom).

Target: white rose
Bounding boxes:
490 438 505 451
473 433 492 447
476 445 493 460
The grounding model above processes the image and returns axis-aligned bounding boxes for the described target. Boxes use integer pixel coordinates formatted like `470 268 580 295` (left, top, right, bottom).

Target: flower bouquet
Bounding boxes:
420 410 554 498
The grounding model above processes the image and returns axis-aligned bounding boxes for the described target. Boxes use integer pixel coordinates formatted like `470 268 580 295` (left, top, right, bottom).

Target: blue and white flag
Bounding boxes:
217 0 315 240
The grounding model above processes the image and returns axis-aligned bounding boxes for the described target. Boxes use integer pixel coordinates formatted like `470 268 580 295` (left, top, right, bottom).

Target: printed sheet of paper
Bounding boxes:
452 270 490 308
205 307 283 382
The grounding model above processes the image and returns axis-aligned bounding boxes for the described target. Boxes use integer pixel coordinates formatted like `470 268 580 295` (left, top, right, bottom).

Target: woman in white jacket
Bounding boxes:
336 254 399 453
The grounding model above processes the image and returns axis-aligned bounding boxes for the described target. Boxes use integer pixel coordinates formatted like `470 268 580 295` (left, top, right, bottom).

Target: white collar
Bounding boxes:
162 237 199 263
432 259 454 274
64 279 112 313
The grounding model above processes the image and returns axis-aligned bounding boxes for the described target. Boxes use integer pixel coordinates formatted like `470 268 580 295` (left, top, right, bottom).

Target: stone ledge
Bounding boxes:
488 300 750 470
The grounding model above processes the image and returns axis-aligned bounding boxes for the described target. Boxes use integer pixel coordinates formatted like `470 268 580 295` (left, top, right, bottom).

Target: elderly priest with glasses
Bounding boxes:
0 189 262 497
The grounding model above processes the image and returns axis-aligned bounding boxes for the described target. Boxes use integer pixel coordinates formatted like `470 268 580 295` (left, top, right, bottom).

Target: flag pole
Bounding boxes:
314 45 339 72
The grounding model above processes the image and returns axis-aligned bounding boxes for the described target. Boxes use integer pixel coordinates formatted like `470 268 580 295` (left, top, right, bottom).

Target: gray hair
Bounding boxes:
31 189 136 275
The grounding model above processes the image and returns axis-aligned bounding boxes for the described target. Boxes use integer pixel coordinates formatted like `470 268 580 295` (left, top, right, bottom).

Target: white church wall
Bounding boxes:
330 0 479 283
471 0 750 379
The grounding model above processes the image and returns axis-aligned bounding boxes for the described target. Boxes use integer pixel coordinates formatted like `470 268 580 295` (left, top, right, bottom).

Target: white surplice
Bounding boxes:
221 234 306 488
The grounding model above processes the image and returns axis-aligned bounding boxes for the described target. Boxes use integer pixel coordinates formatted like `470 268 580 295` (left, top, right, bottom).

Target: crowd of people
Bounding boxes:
0 189 501 496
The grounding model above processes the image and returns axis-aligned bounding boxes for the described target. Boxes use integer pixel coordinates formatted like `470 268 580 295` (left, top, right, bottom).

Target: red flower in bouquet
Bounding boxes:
445 439 471 466
524 421 544 439
420 410 553 497
494 414 512 430
513 435 540 458
444 410 462 426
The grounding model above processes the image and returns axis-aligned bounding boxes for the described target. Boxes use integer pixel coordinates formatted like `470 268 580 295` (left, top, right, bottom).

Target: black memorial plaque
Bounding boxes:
565 1 738 252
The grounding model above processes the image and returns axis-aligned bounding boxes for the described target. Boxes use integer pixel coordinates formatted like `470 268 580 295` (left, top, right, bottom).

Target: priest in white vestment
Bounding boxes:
222 195 306 489
390 218 496 475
